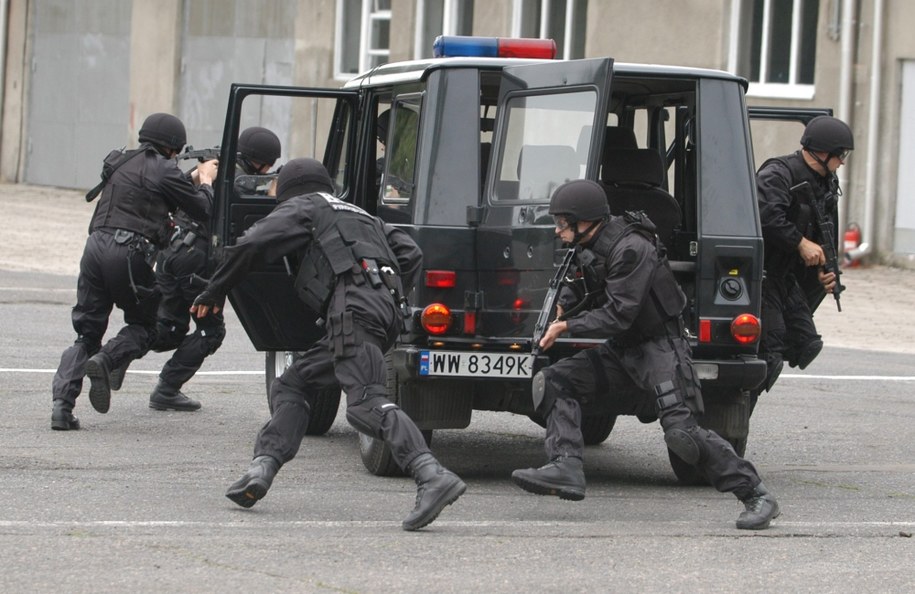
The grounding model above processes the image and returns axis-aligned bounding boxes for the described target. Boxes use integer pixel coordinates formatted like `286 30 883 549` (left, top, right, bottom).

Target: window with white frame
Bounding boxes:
511 0 587 60
730 0 819 99
335 0 392 79
414 0 475 59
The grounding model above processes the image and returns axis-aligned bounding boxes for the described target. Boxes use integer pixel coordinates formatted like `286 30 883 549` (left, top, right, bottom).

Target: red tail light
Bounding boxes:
425 270 456 288
730 314 761 344
421 303 453 335
699 319 712 343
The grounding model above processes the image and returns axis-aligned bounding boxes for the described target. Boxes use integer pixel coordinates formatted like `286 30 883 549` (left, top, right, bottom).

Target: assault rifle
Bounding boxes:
177 145 220 163
531 248 576 356
791 181 845 312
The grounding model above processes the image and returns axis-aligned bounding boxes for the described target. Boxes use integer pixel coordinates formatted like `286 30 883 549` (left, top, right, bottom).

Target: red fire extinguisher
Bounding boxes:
843 222 861 267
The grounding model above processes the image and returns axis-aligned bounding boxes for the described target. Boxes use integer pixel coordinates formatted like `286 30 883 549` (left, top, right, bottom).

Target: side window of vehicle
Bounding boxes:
383 96 420 202
493 90 595 203
377 94 421 222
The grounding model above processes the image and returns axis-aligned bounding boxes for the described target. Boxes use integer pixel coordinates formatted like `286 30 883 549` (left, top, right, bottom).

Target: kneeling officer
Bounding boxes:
191 158 465 530
513 179 780 530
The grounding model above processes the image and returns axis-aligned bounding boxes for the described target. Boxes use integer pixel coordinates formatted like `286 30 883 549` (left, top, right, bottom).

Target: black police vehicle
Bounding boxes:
211 36 826 481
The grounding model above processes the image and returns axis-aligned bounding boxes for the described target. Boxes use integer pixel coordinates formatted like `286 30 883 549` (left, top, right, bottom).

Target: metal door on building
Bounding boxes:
24 1 132 189
895 61 915 254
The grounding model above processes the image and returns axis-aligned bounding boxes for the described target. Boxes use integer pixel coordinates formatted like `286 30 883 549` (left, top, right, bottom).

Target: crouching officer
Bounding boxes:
191 158 466 530
512 179 780 530
148 126 282 411
50 112 215 429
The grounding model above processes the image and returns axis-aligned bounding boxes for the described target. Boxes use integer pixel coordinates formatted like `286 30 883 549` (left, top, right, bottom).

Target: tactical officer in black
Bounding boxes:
51 113 215 430
148 127 282 411
512 179 780 530
754 116 852 408
191 158 466 531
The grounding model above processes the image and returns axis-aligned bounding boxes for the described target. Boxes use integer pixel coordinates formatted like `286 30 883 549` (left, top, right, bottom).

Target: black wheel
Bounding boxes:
582 413 617 445
265 351 293 403
265 351 340 436
359 353 409 476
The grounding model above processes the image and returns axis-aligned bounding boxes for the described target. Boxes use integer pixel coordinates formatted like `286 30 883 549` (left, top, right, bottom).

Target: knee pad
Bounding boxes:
152 322 184 353
271 389 311 415
531 371 548 412
198 324 226 355
664 421 706 465
346 395 399 439
531 369 569 415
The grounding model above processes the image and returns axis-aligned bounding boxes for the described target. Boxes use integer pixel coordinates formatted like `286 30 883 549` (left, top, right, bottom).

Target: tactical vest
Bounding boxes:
581 212 686 342
294 193 401 313
759 151 837 242
88 145 173 246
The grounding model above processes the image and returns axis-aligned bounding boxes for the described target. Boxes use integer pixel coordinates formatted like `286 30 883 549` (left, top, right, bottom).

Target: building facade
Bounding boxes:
1 0 912 266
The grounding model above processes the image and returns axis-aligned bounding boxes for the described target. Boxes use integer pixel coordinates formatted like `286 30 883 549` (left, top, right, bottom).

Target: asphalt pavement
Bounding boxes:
1 183 913 592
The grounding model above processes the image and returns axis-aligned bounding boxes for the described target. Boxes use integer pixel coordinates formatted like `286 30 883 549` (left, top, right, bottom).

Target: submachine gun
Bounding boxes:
531 248 577 356
177 145 221 163
791 180 845 312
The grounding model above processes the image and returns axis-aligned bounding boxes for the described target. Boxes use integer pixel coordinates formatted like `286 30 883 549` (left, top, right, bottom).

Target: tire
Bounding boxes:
529 412 616 445
582 413 617 445
264 351 340 436
359 353 435 476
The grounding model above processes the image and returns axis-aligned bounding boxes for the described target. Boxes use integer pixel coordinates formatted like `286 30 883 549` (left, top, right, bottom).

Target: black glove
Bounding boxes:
192 288 225 313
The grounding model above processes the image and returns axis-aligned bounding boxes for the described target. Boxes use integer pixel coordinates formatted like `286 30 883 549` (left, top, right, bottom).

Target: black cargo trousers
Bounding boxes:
52 229 158 406
152 234 225 389
758 273 819 379
253 275 430 471
539 333 762 497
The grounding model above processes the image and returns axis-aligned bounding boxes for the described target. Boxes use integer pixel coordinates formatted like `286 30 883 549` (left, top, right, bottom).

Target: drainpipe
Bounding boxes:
837 0 856 240
855 0 884 262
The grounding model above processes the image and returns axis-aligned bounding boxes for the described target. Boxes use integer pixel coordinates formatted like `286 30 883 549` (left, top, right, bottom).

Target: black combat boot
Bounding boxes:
51 399 80 431
149 380 201 411
402 453 466 531
109 361 130 391
737 482 780 530
85 352 112 414
511 456 586 501
791 338 823 370
225 455 280 508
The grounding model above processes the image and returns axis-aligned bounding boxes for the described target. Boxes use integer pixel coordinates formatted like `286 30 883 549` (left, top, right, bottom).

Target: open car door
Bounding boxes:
748 106 835 313
212 84 359 351
477 58 613 346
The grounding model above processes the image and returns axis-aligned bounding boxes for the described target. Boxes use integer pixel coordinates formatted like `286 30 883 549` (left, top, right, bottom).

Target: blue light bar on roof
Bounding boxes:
432 35 557 60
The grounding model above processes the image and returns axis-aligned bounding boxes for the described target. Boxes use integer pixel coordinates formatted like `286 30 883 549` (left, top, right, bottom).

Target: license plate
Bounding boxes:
418 350 533 378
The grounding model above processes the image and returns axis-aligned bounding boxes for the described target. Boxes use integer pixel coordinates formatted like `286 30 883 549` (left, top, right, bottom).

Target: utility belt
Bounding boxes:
99 228 158 267
609 317 684 348
169 222 206 250
98 228 159 303
353 257 410 321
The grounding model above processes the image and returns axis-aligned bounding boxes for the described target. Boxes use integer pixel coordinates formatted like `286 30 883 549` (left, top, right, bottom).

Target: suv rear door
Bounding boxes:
212 84 359 351
478 58 613 343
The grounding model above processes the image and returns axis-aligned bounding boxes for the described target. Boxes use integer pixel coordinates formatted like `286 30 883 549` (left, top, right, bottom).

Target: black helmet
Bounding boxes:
276 158 333 202
138 112 187 151
238 126 281 165
800 116 855 154
549 179 610 223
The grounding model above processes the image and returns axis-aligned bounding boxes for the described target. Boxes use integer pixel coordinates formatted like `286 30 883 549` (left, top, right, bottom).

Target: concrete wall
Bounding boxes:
1 0 912 263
